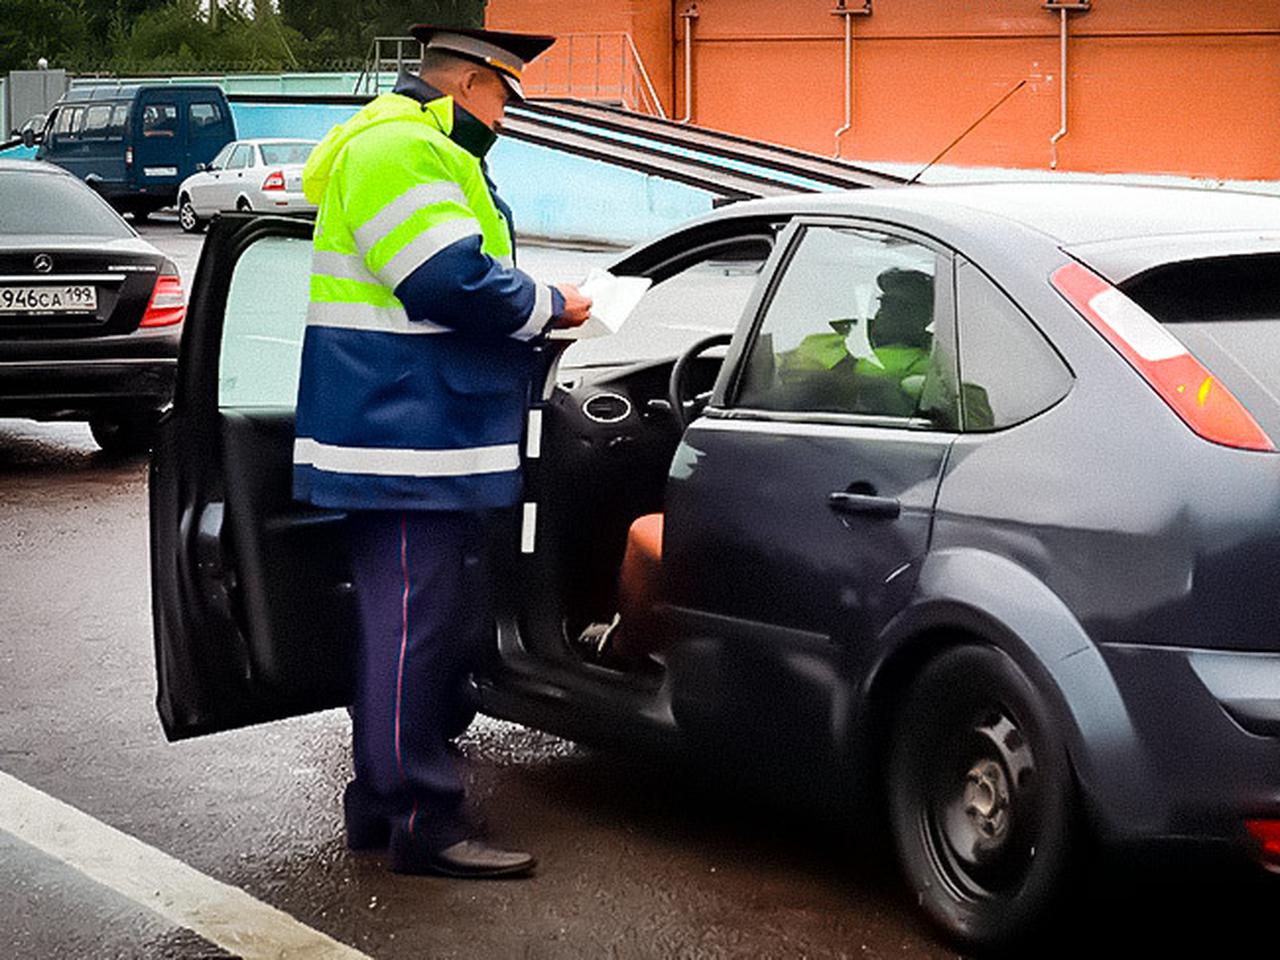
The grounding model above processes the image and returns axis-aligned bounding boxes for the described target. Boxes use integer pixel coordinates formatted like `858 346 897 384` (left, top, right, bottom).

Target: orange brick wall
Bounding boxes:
488 0 1280 181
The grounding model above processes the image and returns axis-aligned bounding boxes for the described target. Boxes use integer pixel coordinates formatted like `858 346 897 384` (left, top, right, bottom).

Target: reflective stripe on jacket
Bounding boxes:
292 87 557 511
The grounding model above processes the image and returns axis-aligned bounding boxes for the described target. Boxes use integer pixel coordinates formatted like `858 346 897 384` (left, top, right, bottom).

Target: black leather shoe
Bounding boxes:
343 781 391 851
390 828 536 878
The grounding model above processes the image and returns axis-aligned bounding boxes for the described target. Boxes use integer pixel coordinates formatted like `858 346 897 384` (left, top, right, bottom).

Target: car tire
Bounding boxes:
178 195 205 234
236 197 252 212
89 408 161 456
887 645 1077 951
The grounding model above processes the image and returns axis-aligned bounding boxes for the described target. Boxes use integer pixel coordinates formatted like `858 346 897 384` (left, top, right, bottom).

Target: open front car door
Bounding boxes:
150 214 355 739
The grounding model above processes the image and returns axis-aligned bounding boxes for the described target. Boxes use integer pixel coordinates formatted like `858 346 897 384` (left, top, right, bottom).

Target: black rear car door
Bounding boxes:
151 214 356 740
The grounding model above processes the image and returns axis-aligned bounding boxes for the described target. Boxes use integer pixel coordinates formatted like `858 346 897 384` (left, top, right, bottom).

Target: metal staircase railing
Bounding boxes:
354 37 420 96
522 33 665 118
355 33 666 117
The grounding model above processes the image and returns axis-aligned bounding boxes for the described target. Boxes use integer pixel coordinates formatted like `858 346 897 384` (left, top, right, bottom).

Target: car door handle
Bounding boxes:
827 491 901 519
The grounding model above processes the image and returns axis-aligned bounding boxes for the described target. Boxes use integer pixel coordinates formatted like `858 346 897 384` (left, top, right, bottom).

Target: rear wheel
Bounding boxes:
236 196 252 212
887 645 1076 950
178 194 204 234
89 408 161 456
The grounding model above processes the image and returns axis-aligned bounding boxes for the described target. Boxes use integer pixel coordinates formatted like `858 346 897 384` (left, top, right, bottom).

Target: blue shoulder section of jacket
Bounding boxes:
395 236 536 337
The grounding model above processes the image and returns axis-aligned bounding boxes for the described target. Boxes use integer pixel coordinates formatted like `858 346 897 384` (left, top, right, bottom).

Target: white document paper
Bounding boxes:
547 268 652 340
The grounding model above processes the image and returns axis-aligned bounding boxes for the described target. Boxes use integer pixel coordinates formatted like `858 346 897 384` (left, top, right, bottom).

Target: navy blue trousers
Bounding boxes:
345 510 491 849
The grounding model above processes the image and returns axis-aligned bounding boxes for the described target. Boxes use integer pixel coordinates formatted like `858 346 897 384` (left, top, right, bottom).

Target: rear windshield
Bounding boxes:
0 169 133 238
259 142 315 166
1122 254 1280 438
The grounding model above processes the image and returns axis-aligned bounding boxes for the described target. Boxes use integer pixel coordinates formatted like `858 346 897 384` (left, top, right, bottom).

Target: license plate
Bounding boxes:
0 285 97 314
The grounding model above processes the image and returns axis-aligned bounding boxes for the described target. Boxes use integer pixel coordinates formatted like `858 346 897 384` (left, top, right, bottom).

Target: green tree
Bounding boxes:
103 0 307 72
362 0 485 37
0 0 485 76
0 0 92 72
279 0 484 67
0 0 170 73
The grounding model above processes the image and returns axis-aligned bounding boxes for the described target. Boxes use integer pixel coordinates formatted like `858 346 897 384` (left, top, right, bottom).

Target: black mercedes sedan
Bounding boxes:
149 183 1279 950
0 160 184 453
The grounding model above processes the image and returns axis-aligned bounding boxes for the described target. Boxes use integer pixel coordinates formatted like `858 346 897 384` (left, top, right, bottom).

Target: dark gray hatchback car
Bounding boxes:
150 183 1280 950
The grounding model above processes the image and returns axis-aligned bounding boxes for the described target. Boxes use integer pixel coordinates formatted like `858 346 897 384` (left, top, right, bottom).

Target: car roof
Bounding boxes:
60 83 226 103
0 159 74 176
733 181 1280 246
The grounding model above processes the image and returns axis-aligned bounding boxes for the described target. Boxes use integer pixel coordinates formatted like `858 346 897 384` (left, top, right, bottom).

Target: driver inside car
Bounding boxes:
772 266 936 417
774 266 993 428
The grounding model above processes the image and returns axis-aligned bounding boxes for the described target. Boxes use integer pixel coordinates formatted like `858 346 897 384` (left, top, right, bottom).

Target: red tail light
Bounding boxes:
140 269 185 328
1246 820 1280 868
1051 261 1274 452
261 170 285 191
125 146 133 167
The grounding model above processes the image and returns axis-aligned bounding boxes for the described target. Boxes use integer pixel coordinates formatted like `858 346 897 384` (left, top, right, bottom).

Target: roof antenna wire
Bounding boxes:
905 79 1028 186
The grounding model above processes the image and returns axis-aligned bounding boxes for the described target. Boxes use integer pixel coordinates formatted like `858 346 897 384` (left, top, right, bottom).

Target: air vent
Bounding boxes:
581 391 632 424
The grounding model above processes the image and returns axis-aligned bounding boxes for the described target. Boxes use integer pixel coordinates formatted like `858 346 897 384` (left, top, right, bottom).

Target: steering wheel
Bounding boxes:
668 333 733 431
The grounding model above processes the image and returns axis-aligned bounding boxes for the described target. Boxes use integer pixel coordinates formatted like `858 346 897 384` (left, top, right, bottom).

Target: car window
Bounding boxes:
0 171 132 238
227 144 253 170
955 259 1072 430
142 102 178 137
259 142 316 166
208 143 234 171
734 223 957 426
561 237 773 368
1120 252 1280 442
80 104 114 139
219 235 311 407
106 103 129 138
188 101 224 132
52 106 83 141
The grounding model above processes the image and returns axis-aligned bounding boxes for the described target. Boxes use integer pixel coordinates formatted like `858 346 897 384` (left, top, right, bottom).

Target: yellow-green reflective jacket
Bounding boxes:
292 84 559 511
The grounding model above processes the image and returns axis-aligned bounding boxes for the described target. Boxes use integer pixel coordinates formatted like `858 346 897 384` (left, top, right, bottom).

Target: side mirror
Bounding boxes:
195 162 207 172
21 129 36 149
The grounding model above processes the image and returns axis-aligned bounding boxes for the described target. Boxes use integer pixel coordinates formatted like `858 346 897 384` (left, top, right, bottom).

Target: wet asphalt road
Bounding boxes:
0 221 1275 959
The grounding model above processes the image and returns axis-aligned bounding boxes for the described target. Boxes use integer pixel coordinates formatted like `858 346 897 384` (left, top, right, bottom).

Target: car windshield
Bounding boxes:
534 244 771 369
1122 253 1280 439
0 169 132 238
259 142 315 166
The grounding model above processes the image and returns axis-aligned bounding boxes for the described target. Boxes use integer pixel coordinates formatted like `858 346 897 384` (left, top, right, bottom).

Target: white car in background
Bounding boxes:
176 138 317 233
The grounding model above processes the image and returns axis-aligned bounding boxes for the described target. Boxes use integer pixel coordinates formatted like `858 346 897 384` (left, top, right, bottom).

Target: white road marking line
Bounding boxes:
0 770 372 960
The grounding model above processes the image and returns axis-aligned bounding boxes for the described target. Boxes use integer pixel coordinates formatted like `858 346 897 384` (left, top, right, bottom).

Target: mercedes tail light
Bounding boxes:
1051 261 1274 452
1246 819 1280 869
125 146 133 167
262 169 286 191
139 263 185 328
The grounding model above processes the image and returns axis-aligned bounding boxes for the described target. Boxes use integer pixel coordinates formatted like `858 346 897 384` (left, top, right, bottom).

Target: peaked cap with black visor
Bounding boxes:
410 26 556 102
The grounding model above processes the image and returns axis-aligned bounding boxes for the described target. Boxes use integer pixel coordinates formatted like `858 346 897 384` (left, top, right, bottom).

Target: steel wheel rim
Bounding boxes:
920 704 1039 902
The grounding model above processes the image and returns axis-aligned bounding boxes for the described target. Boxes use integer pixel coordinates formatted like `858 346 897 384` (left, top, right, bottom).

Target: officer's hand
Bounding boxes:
550 283 592 329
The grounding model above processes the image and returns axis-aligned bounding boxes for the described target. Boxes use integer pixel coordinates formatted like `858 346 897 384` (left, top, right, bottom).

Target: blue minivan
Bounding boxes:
36 83 235 220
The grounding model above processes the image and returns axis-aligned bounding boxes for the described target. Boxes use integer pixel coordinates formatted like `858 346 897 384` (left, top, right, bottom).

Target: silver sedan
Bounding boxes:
176 138 317 233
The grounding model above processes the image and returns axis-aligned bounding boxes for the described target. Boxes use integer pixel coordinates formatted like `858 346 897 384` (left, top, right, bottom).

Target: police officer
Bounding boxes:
294 25 590 877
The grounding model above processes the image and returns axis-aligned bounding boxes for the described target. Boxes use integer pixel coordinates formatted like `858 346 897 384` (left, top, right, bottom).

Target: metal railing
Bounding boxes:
355 33 665 117
354 37 422 96
522 33 665 117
